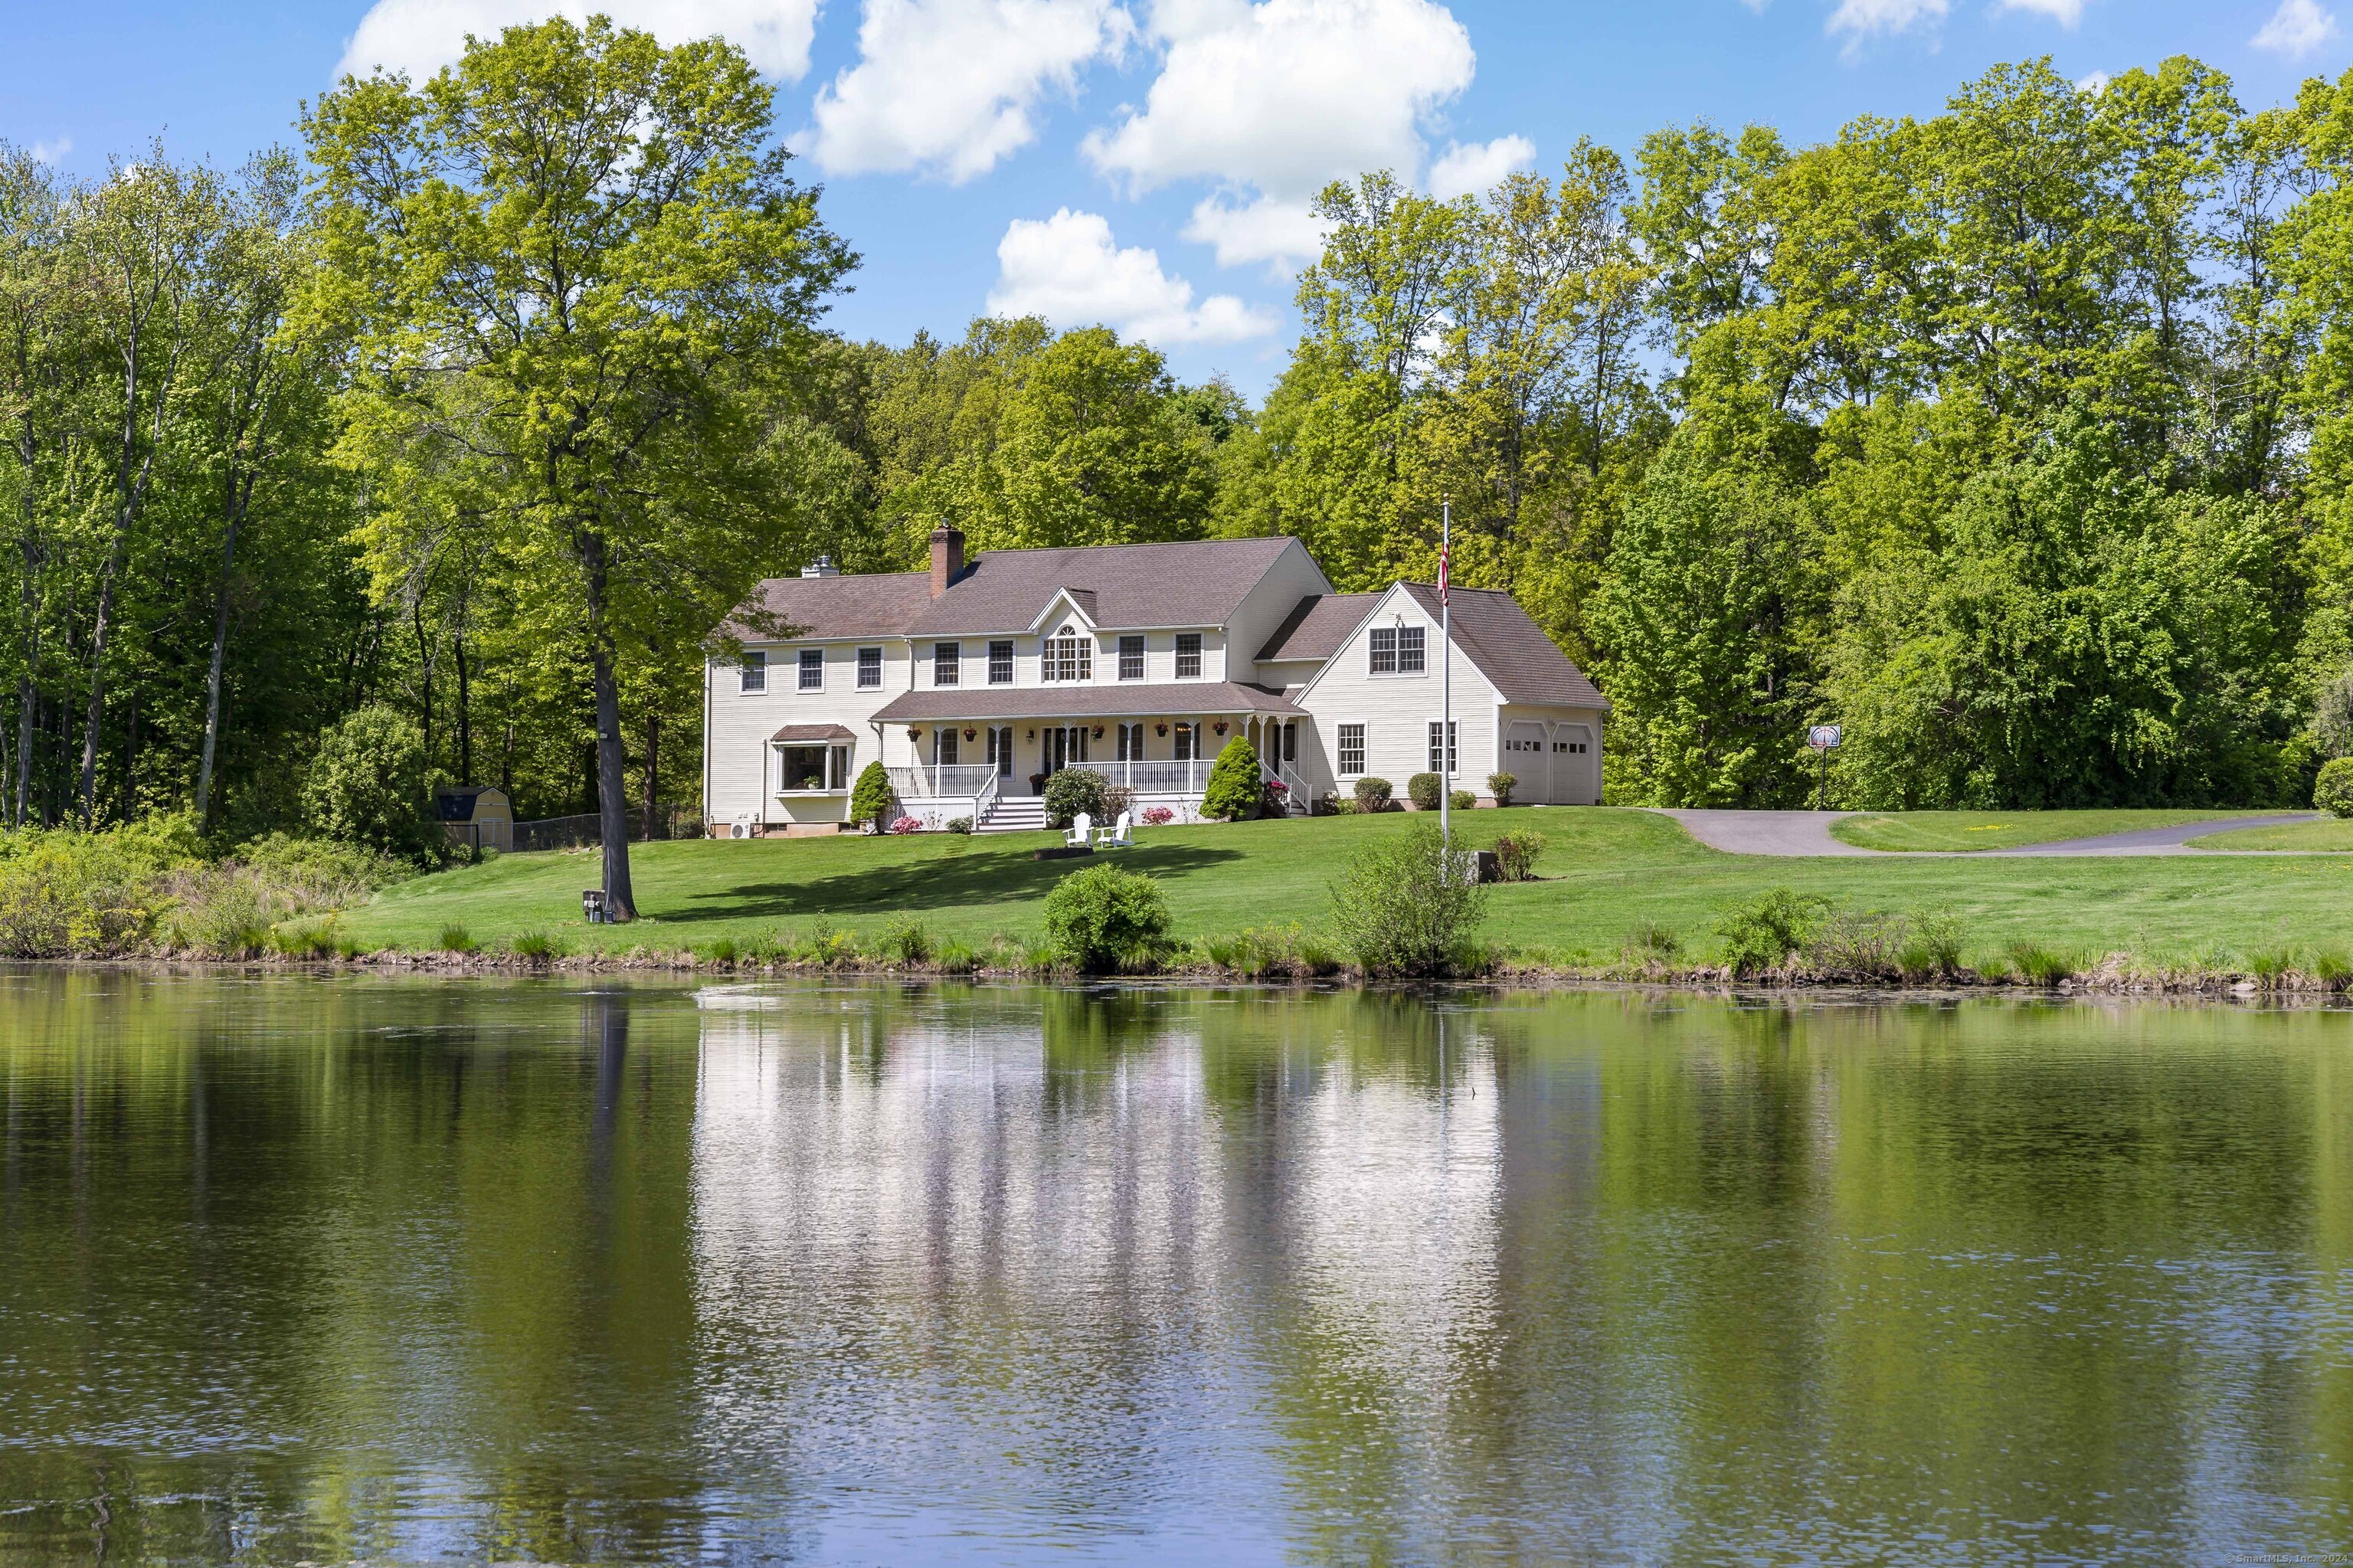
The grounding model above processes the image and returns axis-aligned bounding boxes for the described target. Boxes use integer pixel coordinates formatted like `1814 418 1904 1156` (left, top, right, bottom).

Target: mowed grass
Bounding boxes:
2190 817 2353 851
1829 809 2253 853
343 807 2353 970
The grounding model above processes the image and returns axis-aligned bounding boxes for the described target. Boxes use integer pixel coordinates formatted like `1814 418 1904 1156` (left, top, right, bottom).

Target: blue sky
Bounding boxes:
6 0 2345 394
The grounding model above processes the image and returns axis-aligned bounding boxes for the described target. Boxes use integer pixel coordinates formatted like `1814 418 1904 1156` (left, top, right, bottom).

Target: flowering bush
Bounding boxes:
1141 805 1174 826
889 816 925 835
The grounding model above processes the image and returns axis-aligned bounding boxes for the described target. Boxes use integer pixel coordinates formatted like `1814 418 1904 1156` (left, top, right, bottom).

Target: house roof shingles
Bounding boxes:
1254 592 1382 662
771 724 859 743
1397 584 1610 710
730 537 1301 643
872 682 1304 723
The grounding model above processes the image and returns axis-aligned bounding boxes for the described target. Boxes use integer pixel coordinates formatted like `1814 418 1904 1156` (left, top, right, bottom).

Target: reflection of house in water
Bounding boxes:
682 988 1508 1527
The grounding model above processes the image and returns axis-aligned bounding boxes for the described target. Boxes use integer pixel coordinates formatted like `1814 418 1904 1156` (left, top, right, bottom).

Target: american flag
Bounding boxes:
1437 532 1450 607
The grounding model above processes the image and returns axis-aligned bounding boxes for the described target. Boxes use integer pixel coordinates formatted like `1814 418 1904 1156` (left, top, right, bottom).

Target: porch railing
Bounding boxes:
888 763 1000 799
1065 758 1210 794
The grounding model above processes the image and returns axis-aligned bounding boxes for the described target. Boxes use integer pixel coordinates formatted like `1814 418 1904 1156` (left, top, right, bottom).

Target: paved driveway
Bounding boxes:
1656 810 2328 857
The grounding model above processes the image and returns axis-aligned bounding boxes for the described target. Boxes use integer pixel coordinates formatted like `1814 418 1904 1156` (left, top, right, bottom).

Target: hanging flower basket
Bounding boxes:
963 727 977 741
1212 721 1228 736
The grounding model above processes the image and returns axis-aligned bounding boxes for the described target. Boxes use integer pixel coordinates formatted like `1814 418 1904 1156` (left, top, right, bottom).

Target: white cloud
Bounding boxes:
28 137 72 165
1995 0 2084 23
2253 0 2338 54
338 0 821 81
1426 134 1533 201
1181 191 1328 271
1824 0 1947 44
805 0 1131 182
1084 0 1475 200
988 208 1276 343
2075 68 2111 94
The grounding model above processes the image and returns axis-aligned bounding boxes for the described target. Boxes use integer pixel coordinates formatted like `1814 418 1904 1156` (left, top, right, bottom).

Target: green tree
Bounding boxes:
1201 734 1261 820
301 702 436 857
306 15 853 919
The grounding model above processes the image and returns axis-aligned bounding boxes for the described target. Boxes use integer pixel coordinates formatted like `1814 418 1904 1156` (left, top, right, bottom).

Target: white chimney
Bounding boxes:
800 555 839 578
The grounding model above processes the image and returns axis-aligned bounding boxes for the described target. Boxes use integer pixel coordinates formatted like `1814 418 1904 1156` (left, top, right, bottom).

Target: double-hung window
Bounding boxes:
739 651 767 693
934 729 958 764
857 647 882 689
1174 632 1201 679
798 649 823 690
988 640 1014 684
1118 634 1144 680
1427 720 1458 774
934 643 961 686
1337 723 1365 774
1173 722 1200 762
1044 630 1091 682
1370 625 1426 675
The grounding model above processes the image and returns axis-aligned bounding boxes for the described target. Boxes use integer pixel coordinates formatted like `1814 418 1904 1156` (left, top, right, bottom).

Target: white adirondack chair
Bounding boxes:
1065 811 1092 849
1095 810 1134 849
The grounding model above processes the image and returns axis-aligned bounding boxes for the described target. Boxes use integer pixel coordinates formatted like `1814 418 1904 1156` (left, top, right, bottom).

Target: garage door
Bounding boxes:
1502 722 1550 802
1551 723 1597 804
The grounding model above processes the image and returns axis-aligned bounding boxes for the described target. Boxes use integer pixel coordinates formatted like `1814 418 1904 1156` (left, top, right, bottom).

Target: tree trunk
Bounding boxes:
643 715 659 840
195 510 241 833
12 413 40 830
581 530 637 921
413 598 435 769
123 686 139 819
455 634 473 786
77 525 130 825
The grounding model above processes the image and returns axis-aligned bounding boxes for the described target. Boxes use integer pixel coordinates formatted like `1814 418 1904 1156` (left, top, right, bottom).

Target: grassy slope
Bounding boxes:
345 808 2353 967
2188 818 2353 850
1829 810 2247 853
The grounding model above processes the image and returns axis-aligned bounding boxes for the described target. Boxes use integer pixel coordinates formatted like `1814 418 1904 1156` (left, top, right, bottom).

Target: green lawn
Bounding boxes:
1828 810 2250 853
345 807 2353 969
2188 817 2353 851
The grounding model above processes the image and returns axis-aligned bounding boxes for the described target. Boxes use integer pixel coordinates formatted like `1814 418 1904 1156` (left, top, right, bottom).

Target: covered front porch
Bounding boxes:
871 683 1309 830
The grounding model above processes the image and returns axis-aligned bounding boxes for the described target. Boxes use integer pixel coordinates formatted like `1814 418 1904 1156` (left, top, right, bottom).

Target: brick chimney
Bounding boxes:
929 525 964 597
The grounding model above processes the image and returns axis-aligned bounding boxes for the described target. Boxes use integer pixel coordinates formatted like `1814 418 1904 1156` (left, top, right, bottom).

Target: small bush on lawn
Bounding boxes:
1450 788 1476 812
1353 777 1393 811
1330 820 1490 977
2008 942 2076 987
888 815 924 835
1621 921 1680 964
1491 831 1546 882
1487 771 1517 807
1141 805 1174 826
945 817 974 834
1715 888 1830 977
882 916 934 964
1042 863 1173 971
1201 736 1262 821
2318 757 2353 818
1042 768 1111 830
1407 773 1442 811
1896 912 1964 980
852 761 895 831
1101 782 1136 821
509 929 565 963
1805 911 1910 979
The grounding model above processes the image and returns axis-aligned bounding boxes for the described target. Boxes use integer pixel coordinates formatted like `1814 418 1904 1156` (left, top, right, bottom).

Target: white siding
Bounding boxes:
1291 585 1502 805
705 638 912 830
1228 539 1336 686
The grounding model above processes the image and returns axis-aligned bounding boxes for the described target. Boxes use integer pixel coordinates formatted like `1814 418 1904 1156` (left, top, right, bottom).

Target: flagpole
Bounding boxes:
1440 496 1451 868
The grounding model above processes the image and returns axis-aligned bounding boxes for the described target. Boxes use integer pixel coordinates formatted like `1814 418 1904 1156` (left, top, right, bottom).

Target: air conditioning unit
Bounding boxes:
729 814 758 840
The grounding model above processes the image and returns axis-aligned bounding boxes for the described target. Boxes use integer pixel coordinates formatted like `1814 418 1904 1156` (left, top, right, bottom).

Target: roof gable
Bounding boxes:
1396 583 1609 709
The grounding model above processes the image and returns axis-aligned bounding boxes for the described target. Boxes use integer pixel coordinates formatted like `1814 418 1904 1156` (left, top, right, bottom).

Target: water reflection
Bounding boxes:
0 971 2348 1563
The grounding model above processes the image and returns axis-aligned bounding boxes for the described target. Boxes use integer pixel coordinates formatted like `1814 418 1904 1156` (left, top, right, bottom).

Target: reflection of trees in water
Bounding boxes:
0 971 712 1563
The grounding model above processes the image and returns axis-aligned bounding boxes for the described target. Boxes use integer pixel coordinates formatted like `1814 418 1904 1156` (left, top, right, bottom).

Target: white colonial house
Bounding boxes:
702 528 1608 834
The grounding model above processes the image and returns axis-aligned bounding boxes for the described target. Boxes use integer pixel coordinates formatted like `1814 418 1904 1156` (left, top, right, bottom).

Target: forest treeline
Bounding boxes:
6 28 2353 843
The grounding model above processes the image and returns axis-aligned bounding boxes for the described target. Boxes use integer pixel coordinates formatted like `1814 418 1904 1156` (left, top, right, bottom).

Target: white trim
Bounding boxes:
1026 587 1101 633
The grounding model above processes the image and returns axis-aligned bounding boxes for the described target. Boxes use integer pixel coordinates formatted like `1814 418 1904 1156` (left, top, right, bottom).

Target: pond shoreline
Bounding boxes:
22 949 2353 1004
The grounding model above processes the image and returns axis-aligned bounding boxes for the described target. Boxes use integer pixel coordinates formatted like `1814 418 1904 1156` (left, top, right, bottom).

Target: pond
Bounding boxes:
2 971 2350 1564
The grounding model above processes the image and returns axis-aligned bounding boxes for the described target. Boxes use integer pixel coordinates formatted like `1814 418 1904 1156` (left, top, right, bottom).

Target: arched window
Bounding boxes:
1044 630 1092 682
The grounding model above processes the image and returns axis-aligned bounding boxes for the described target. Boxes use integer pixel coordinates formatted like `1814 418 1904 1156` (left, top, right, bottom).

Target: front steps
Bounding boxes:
978 796 1047 833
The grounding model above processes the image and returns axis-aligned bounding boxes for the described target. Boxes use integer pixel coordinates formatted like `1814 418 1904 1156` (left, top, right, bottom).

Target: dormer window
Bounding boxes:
1044 629 1091 682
